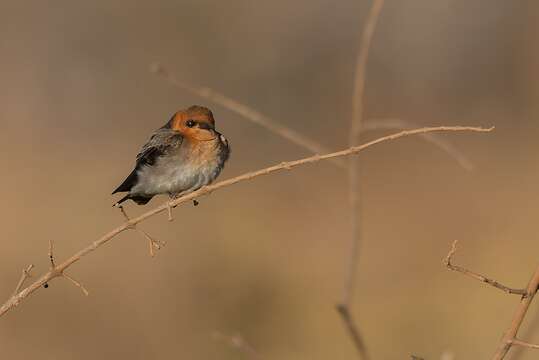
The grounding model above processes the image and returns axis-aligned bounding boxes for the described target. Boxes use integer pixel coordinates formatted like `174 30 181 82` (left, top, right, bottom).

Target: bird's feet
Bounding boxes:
115 204 131 223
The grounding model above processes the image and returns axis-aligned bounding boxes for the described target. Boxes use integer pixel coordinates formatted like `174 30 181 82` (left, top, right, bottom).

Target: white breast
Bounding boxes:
130 139 223 197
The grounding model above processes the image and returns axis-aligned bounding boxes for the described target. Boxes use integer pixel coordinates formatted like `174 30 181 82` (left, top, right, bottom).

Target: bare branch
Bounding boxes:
0 126 493 318
117 204 165 257
12 264 34 297
342 1 385 358
510 339 539 350
491 264 539 359
336 304 370 360
344 0 385 308
444 240 526 295
62 273 89 296
363 118 474 171
444 240 539 359
149 62 345 168
48 239 55 269
137 228 166 258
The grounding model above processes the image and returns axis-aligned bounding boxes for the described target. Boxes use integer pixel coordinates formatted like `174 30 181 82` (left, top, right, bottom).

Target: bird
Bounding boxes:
112 105 230 206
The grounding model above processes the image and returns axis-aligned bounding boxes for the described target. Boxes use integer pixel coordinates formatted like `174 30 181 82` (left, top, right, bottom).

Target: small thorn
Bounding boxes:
138 228 165 257
63 273 89 296
48 239 56 269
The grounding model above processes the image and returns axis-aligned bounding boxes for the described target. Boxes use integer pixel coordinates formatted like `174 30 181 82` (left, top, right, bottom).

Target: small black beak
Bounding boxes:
198 122 214 131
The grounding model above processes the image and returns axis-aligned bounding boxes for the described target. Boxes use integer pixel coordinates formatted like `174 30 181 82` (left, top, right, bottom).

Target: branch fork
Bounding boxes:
46 240 89 296
444 240 539 359
0 126 493 318
118 205 166 257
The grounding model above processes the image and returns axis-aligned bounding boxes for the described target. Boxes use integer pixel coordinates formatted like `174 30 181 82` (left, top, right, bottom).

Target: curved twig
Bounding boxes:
150 63 345 168
0 126 493 318
363 118 474 171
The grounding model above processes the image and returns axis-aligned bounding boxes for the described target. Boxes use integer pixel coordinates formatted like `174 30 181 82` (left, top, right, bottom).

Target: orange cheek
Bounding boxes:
193 130 217 141
182 128 216 141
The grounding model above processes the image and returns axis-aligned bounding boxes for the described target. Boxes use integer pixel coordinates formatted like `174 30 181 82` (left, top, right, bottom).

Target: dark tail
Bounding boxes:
112 194 153 207
112 168 138 195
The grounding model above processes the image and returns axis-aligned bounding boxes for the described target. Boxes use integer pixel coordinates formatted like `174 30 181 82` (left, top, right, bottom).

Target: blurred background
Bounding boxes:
0 0 538 359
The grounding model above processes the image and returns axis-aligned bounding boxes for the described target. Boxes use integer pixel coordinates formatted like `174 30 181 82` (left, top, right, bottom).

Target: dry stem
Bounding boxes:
0 126 492 318
150 63 476 174
492 265 539 359
363 118 474 171
444 240 526 295
150 62 345 168
118 204 165 257
336 304 370 360
340 1 385 358
44 239 89 297
443 240 539 359
510 339 539 350
12 264 34 297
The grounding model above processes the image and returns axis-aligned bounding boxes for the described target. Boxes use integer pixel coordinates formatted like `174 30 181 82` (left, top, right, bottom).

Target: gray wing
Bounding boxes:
112 128 183 194
136 128 184 167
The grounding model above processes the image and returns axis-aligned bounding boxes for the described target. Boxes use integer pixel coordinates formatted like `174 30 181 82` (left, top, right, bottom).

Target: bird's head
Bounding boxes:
168 105 217 141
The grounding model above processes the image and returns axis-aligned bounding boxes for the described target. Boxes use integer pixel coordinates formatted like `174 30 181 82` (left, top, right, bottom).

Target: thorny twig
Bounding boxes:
0 126 493 318
12 264 34 297
44 240 88 297
118 205 166 257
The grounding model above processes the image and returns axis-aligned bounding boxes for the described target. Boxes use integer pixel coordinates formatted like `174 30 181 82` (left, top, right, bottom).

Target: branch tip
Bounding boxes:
62 273 89 296
444 240 526 296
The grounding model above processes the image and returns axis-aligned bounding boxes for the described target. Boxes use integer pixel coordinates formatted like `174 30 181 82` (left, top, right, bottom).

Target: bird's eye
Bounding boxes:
186 120 196 128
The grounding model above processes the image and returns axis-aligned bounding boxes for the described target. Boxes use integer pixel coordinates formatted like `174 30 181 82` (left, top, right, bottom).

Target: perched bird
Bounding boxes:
112 105 230 206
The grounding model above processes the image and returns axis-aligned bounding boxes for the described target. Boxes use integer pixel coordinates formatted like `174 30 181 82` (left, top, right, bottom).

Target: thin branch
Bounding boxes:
44 239 89 296
444 240 539 359
491 264 539 359
363 118 474 171
508 316 539 360
341 1 385 358
118 204 165 257
62 273 89 296
510 339 539 350
138 228 166 258
344 0 385 307
444 240 526 295
149 62 345 168
48 239 55 269
12 264 34 297
0 126 493 318
336 304 370 360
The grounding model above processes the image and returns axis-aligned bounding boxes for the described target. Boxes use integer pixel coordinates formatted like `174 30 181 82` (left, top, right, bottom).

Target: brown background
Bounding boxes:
1 1 539 359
